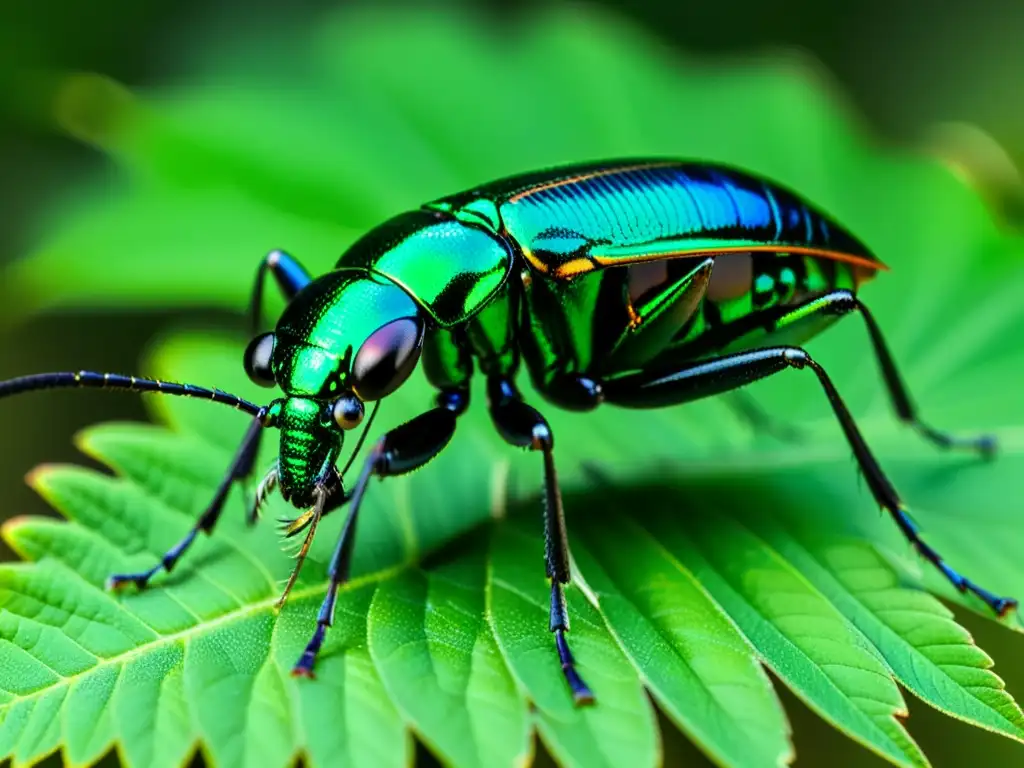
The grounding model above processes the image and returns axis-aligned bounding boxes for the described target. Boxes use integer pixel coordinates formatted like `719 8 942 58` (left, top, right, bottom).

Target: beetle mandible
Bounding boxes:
2 158 1013 705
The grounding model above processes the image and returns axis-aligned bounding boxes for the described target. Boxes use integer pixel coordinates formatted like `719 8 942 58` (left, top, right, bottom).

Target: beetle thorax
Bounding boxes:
273 270 422 399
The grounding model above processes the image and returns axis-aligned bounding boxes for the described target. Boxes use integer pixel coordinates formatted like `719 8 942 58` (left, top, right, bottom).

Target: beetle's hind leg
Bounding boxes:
486 376 595 706
849 295 996 456
772 290 994 456
108 416 265 590
603 346 1017 617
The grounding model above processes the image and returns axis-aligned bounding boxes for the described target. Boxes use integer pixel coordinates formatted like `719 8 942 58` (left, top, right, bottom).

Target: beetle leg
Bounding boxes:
291 395 464 678
108 416 265 591
847 294 996 456
249 249 313 335
749 289 992 454
486 376 595 706
603 347 1017 617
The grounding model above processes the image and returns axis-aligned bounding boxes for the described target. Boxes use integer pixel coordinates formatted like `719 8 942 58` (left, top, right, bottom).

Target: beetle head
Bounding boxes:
243 269 427 505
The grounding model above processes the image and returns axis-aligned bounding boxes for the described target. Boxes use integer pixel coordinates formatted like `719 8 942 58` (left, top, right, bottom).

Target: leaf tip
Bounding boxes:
1 515 34 550
70 424 112 467
24 463 60 494
70 425 98 452
51 71 137 150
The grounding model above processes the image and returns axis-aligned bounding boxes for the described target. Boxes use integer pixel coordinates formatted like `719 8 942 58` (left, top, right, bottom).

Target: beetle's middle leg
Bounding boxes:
486 376 595 706
602 347 1017 617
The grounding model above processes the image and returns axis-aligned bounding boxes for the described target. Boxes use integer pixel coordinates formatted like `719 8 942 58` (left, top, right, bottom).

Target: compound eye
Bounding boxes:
331 394 365 430
352 317 424 401
243 332 277 388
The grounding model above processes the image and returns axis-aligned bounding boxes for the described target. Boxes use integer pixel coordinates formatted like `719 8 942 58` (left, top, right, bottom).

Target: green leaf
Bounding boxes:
366 546 530 768
571 516 793 767
753 525 1024 742
3 348 1024 768
4 2 1024 767
630 510 925 766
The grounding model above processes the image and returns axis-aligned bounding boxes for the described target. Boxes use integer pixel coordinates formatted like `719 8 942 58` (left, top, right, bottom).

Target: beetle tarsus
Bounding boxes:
913 423 998 459
107 525 199 592
891 505 1015 616
551 582 595 706
107 571 153 591
997 597 1019 618
555 628 595 706
291 625 325 678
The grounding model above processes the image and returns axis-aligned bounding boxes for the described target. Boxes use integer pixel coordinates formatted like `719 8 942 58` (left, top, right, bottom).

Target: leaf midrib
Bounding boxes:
0 560 407 713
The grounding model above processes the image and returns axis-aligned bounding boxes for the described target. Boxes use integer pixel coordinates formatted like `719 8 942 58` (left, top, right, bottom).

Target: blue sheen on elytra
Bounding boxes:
474 161 876 277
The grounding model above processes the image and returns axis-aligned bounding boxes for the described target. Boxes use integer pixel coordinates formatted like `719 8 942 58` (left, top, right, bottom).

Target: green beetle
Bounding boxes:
0 159 1008 705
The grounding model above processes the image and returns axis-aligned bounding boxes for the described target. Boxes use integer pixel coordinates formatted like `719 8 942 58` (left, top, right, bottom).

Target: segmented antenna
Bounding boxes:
0 371 263 416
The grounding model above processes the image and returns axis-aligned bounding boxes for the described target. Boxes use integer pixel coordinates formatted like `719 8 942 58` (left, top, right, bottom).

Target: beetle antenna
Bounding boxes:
339 400 380 480
0 370 264 416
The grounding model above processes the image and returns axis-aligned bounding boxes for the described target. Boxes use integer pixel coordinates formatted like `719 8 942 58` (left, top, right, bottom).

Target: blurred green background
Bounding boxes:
0 0 1022 766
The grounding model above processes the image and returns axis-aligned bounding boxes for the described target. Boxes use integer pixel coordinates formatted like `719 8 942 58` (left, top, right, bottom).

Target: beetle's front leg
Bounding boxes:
108 415 265 590
290 393 463 677
248 249 313 335
486 376 595 706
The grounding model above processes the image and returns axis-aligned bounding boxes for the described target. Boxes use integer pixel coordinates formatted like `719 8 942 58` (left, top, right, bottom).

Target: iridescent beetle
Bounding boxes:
1 159 1012 705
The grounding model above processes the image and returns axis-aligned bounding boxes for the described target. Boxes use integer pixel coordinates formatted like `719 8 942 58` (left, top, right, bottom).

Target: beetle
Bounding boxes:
1 158 1014 705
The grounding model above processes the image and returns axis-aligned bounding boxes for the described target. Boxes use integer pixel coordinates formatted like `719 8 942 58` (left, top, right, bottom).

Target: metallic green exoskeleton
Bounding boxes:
0 159 1012 704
